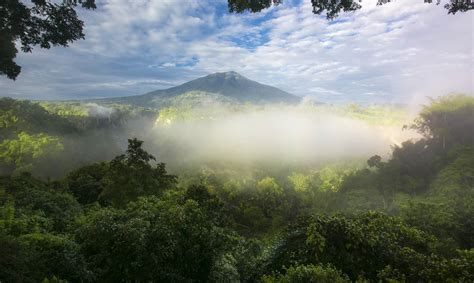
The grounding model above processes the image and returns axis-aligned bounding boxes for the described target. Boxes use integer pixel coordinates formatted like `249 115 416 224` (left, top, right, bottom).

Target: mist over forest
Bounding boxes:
0 96 418 177
149 106 415 167
1 0 473 282
2 88 473 283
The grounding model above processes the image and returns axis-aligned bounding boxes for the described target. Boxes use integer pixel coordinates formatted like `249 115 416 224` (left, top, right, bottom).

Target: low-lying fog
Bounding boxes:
146 108 417 167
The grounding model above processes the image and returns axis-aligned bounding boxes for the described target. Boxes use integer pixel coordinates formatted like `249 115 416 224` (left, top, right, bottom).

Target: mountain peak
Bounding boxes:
166 72 300 104
206 71 246 80
97 72 301 106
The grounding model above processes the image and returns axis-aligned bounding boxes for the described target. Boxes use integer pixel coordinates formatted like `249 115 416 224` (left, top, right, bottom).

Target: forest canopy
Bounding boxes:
0 94 473 281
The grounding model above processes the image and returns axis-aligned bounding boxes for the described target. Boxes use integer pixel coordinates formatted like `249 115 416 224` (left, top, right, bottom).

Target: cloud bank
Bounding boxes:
149 108 417 167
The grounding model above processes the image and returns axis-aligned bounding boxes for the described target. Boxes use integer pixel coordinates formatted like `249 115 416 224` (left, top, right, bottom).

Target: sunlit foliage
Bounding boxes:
0 132 63 174
0 98 77 138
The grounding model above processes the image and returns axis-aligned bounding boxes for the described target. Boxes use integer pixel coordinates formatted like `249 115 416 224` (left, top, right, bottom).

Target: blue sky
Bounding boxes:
0 0 472 104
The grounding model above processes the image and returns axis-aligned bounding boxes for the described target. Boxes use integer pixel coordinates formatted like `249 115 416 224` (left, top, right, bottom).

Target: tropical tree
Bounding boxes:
228 0 473 18
409 94 474 151
100 138 177 207
0 0 96 79
264 211 470 282
76 196 235 281
65 162 108 205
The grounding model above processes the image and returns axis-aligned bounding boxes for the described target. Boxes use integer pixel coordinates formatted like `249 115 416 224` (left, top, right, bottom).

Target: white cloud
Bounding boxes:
0 0 472 105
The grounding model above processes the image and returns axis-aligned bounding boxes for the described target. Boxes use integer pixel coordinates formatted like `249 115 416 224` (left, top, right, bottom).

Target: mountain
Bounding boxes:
95 71 301 108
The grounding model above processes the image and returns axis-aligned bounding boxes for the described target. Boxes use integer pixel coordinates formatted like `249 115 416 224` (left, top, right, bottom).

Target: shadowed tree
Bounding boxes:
367 154 383 169
409 94 474 152
228 0 473 19
0 0 96 80
100 138 177 207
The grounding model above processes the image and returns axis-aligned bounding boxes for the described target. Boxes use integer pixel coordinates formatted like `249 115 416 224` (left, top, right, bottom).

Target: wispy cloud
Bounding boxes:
0 0 472 104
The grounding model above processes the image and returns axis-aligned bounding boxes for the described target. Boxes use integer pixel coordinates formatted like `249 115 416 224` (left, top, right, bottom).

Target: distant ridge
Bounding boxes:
95 71 301 107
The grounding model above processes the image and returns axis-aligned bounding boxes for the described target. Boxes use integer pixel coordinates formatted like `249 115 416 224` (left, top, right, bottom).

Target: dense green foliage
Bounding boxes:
0 98 159 177
263 212 472 282
0 98 78 138
100 138 178 207
262 264 350 283
228 0 473 18
0 132 64 174
1 0 96 80
0 94 473 281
